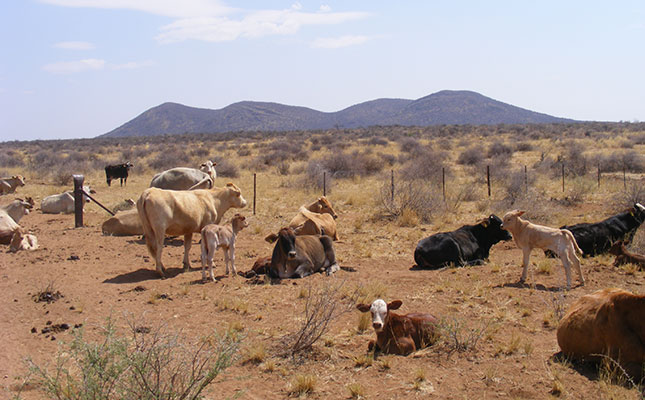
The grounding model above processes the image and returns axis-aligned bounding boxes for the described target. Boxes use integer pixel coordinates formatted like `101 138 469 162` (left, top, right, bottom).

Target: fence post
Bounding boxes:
253 173 256 215
562 163 565 192
486 165 491 198
73 174 84 228
524 165 528 195
623 163 627 190
442 167 446 202
597 163 600 188
391 169 394 203
323 172 326 197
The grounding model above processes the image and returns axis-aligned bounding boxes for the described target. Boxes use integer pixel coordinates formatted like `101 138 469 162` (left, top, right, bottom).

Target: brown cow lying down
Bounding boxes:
501 210 584 290
102 209 143 236
265 196 339 242
268 227 339 279
557 288 645 379
356 299 439 355
608 241 645 269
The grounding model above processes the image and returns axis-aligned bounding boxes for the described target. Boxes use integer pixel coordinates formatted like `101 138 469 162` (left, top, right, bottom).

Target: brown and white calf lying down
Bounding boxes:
608 241 645 269
356 299 439 355
200 214 248 281
501 210 584 290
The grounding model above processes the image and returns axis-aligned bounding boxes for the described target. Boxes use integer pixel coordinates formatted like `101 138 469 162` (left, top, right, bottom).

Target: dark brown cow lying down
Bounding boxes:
268 227 338 279
557 288 645 378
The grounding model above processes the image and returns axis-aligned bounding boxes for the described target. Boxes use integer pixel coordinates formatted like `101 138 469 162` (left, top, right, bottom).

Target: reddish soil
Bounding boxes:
1 201 644 399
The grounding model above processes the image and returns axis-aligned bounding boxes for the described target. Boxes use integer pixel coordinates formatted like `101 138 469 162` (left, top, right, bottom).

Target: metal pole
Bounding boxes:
323 172 326 197
597 163 600 188
486 165 491 198
391 169 394 203
524 165 528 195
562 163 565 192
442 167 446 202
253 173 256 215
73 175 84 228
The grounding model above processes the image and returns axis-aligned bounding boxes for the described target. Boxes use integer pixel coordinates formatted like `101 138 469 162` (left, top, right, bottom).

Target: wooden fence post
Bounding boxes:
73 174 84 228
253 173 256 215
524 165 528 195
597 163 600 188
562 163 565 192
623 163 627 189
486 165 491 198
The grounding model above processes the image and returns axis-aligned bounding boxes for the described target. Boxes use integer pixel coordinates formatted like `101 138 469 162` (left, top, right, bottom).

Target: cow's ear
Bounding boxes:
265 233 278 243
356 304 371 313
212 160 217 166
387 300 403 310
517 210 525 216
481 220 489 228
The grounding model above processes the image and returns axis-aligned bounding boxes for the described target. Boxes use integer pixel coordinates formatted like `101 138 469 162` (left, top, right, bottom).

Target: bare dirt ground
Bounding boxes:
1 173 644 400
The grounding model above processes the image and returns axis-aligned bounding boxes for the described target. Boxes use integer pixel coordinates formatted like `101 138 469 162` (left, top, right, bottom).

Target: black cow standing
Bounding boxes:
414 214 512 269
550 203 645 257
105 162 134 187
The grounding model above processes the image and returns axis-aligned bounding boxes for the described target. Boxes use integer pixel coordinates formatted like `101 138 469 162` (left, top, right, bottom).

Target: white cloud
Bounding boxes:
53 41 95 50
156 9 370 43
311 35 370 49
40 0 369 44
43 58 106 74
42 58 153 74
110 60 155 70
39 0 234 18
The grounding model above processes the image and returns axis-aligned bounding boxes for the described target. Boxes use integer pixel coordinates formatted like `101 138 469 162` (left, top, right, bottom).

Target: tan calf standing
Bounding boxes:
200 214 248 281
501 210 584 290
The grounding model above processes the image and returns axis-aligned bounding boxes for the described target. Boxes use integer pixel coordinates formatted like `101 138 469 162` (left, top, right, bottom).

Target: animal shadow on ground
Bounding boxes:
188 274 230 285
126 237 183 247
550 352 644 389
103 267 184 284
494 281 579 292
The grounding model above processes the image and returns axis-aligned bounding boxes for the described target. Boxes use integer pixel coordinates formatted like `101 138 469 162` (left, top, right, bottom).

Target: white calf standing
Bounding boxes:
200 214 248 281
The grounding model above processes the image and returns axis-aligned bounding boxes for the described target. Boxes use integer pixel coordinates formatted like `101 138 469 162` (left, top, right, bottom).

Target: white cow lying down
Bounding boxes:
150 161 217 191
41 186 93 214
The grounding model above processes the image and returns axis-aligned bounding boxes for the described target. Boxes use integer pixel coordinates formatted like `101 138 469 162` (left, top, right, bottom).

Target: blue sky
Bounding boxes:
1 1 644 141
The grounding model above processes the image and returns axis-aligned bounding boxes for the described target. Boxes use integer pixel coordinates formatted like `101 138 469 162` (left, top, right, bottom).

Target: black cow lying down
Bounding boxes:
546 203 645 257
414 215 512 269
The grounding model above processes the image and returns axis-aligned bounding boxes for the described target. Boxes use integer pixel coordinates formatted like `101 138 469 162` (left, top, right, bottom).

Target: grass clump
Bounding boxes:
289 374 317 396
26 316 240 400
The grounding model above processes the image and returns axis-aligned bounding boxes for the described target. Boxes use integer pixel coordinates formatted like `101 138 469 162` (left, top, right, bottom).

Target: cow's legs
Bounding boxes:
294 261 315 278
208 245 216 281
520 247 531 283
183 233 193 271
154 233 166 278
568 247 584 286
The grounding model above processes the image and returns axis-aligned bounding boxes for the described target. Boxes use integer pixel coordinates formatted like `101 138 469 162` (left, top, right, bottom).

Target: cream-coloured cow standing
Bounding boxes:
137 183 247 278
501 210 584 290
200 214 248 281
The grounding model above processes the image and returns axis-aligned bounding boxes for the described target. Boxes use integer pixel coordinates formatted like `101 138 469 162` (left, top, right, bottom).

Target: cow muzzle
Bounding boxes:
288 251 296 260
372 322 383 331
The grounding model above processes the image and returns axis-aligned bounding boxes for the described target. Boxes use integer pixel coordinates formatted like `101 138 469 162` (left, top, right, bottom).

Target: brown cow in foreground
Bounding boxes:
356 299 439 356
557 288 645 379
137 183 247 278
608 241 645 269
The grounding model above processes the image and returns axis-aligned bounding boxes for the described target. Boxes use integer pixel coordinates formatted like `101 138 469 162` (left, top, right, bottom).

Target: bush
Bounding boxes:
379 178 441 223
398 148 446 182
487 141 513 158
457 147 484 166
214 158 239 178
27 317 240 400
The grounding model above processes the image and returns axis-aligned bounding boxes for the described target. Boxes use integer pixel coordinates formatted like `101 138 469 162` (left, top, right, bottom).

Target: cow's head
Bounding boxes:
631 203 645 222
482 214 512 241
356 299 403 333
277 227 297 260
231 214 249 232
15 198 33 215
608 240 628 256
501 210 525 232
126 161 134 169
312 196 338 219
200 160 217 178
225 183 247 209
12 175 26 186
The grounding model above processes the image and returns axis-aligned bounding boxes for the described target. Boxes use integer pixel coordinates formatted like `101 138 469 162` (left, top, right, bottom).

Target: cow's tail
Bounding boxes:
137 191 157 257
563 229 583 255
